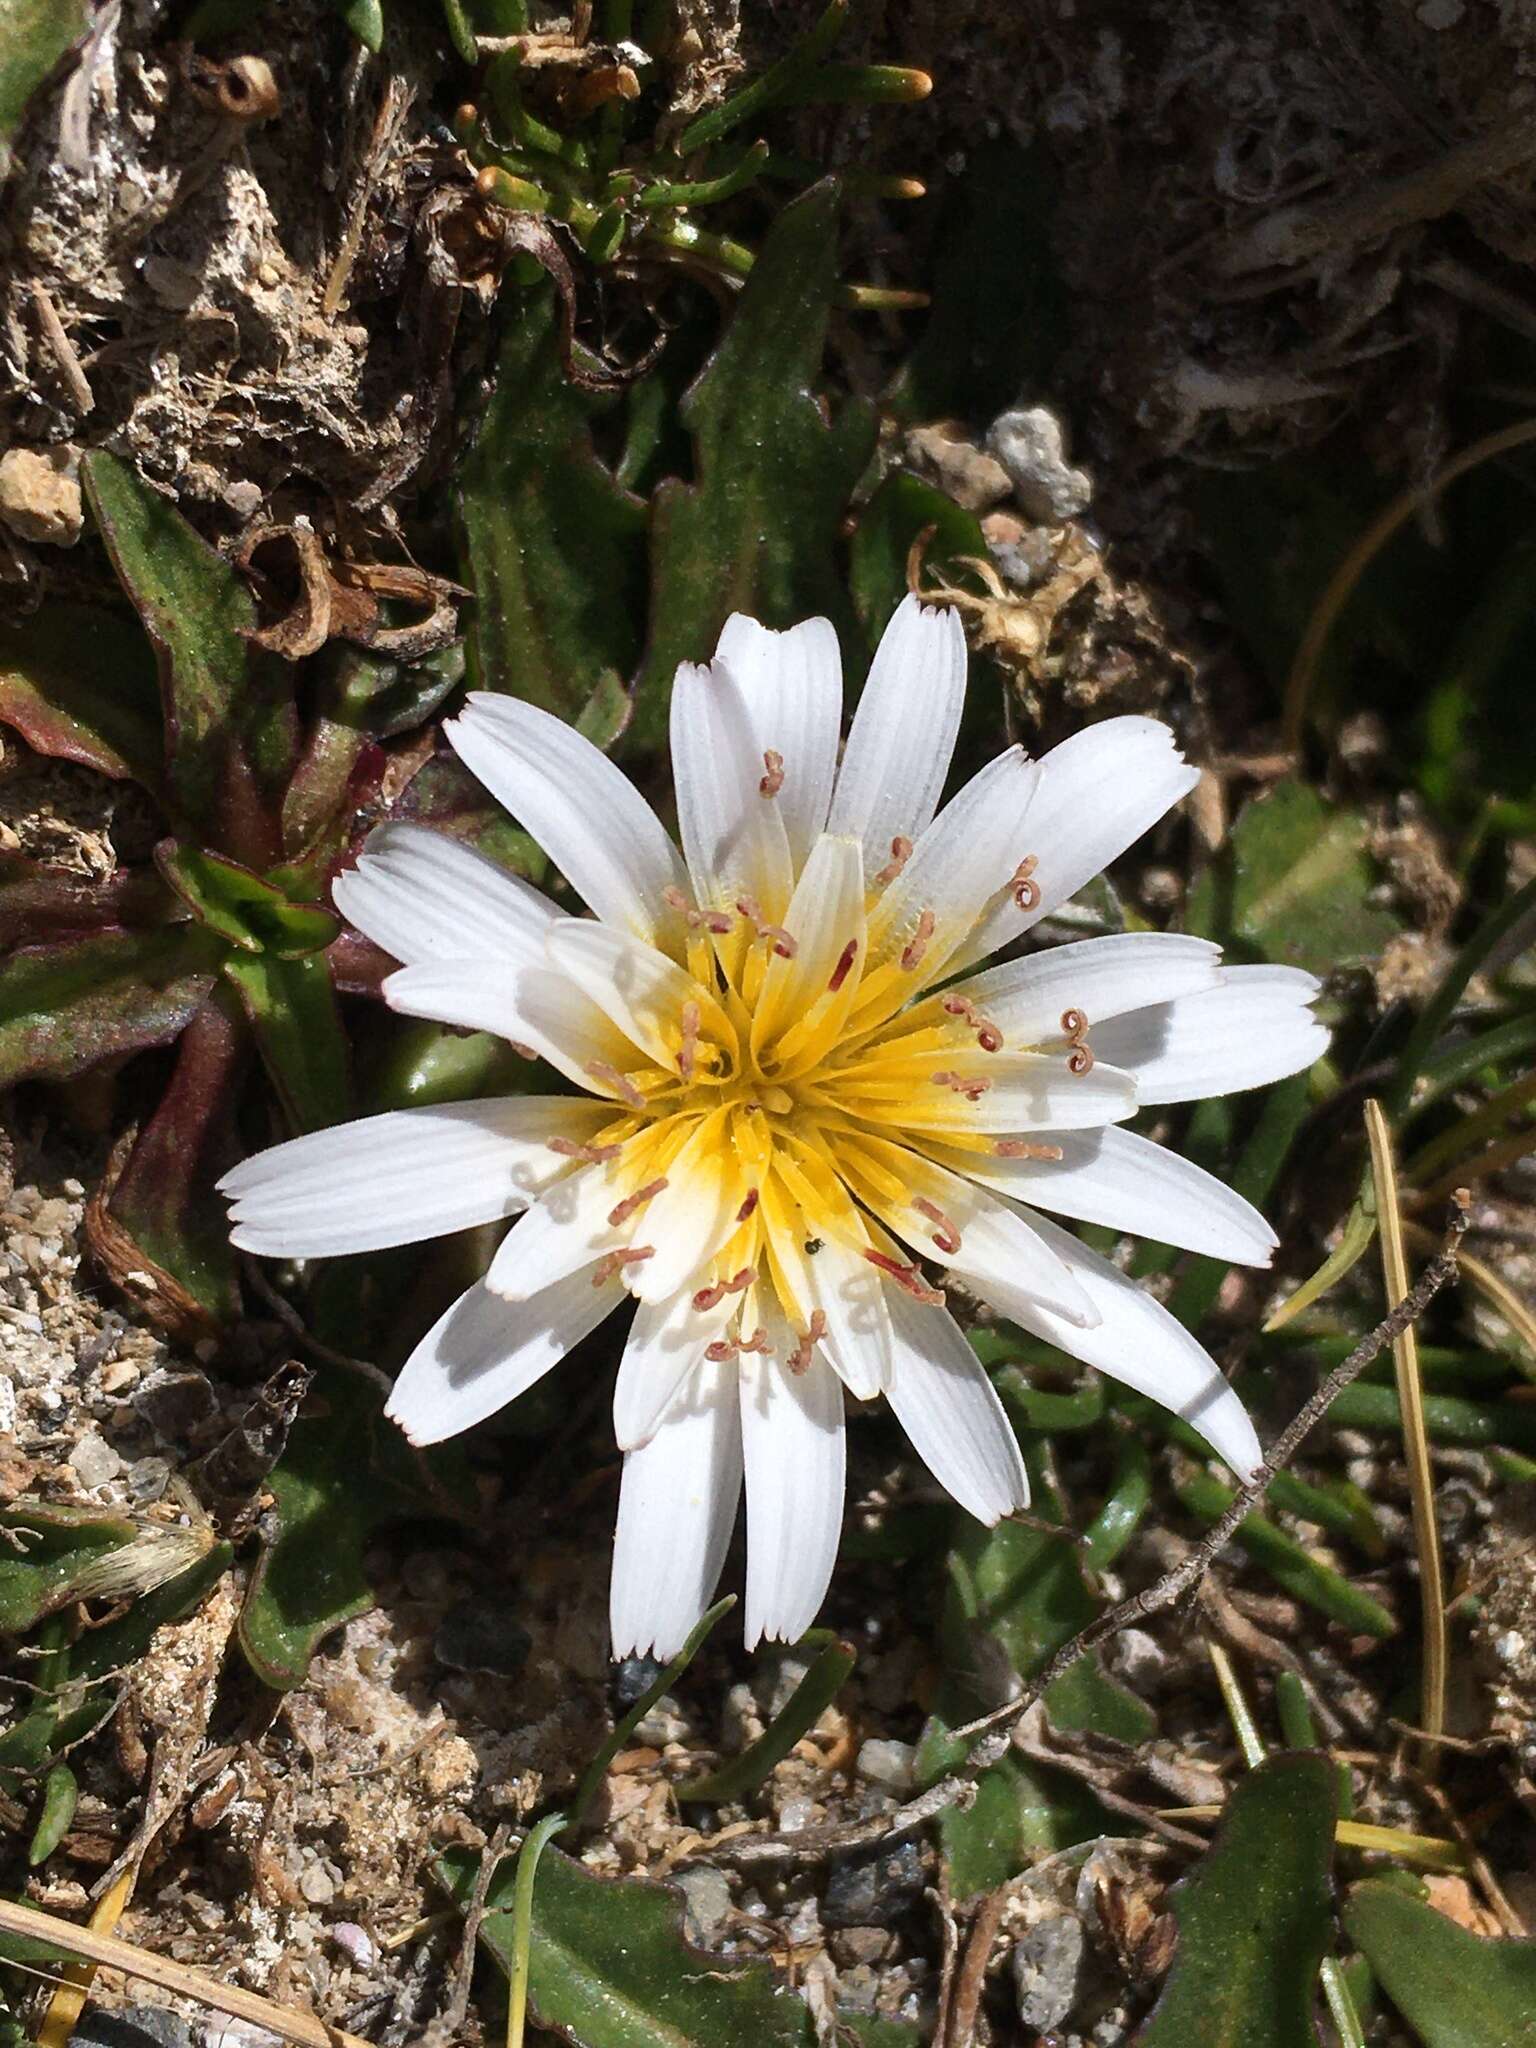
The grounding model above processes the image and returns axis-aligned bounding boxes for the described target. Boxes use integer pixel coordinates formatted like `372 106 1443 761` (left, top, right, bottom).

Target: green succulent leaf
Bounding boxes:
0 1505 139 1633
0 922 223 1088
104 989 246 1325
157 842 340 958
1190 781 1402 975
437 1841 817 2046
1141 1752 1336 2048
27 1763 77 1865
0 601 163 790
238 1376 466 1689
459 287 647 726
81 450 296 856
0 0 89 174
224 949 352 1134
1343 1879 1536 2046
636 179 877 746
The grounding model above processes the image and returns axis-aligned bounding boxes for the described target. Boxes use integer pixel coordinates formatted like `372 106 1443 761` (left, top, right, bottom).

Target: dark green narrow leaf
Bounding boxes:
0 602 164 789
0 0 89 173
0 923 222 1087
27 1763 77 1864
635 180 876 746
681 1635 855 1804
81 450 295 856
157 842 339 958
105 989 246 1325
1141 1752 1335 2048
458 288 647 723
1343 1880 1536 2046
224 950 352 1134
437 1843 816 2046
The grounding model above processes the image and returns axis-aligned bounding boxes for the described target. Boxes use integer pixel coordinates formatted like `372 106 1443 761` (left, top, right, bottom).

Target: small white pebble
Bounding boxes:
856 1738 917 1793
329 1922 376 1969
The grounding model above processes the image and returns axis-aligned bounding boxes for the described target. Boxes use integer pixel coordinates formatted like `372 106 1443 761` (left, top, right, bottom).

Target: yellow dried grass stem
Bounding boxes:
1365 1099 1447 1744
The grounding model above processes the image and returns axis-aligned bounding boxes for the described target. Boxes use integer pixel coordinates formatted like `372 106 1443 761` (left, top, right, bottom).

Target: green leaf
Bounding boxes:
635 179 876 747
437 1843 816 2046
28 1762 77 1864
887 142 1067 424
680 1634 855 1804
224 950 352 1134
237 1376 465 1689
157 842 339 958
1192 782 1402 975
0 923 222 1087
458 288 646 724
1141 1752 1336 2048
849 471 989 646
0 1506 138 1633
104 989 245 1324
1343 1879 1536 2046
0 601 163 789
0 0 89 175
82 450 295 854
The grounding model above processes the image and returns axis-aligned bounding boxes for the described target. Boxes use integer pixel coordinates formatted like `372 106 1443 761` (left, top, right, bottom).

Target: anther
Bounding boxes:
787 1310 828 1375
759 749 785 798
607 1177 668 1227
705 1338 738 1363
1061 1007 1095 1076
1010 855 1041 912
874 835 912 887
931 1069 990 1103
692 1282 726 1312
827 939 859 993
547 1137 623 1162
942 993 1003 1052
593 1246 654 1286
863 1249 946 1307
900 908 936 972
736 1327 773 1357
723 1265 757 1295
994 1139 1065 1160
737 1187 760 1222
735 896 798 958
585 1060 647 1109
663 884 733 935
913 1196 963 1255
678 1000 701 1082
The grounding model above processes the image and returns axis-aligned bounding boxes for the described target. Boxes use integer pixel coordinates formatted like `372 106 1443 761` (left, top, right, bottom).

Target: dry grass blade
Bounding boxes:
1405 1222 1536 1379
1365 1099 1447 1745
1411 1120 1536 1213
0 1899 374 2048
37 1866 134 2048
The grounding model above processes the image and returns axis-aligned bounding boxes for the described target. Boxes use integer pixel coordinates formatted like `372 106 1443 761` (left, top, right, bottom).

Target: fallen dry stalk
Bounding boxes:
0 1898 374 2048
691 1196 1469 1869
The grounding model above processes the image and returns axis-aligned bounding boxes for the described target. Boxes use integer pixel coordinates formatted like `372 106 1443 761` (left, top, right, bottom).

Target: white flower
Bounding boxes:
221 599 1327 1659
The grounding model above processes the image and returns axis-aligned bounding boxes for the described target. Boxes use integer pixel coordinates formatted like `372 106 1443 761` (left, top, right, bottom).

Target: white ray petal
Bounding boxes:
613 1285 737 1452
740 1335 845 1650
836 1050 1138 1132
970 1208 1263 1478
221 1096 609 1257
629 1109 749 1304
1090 966 1327 1104
332 823 558 968
384 1270 623 1445
671 654 795 927
941 932 1222 1048
544 920 732 1076
446 694 690 958
485 1159 634 1301
713 613 843 870
610 1364 743 1660
930 1124 1278 1266
382 958 646 1096
860 747 1042 1006
882 1288 1030 1522
751 834 866 1063
952 717 1200 971
827 595 967 873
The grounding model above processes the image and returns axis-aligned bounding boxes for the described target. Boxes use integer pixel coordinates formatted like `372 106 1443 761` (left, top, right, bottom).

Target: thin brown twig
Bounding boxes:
440 1820 512 2036
689 1196 1468 1870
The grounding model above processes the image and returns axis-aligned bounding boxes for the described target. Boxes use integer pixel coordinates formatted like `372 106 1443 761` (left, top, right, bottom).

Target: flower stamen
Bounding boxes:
912 1195 963 1255
677 1000 701 1081
874 835 912 887
863 1248 946 1307
1061 1007 1095 1076
662 884 733 935
787 1310 828 1375
828 939 859 993
593 1245 654 1287
931 1068 990 1102
737 1187 760 1222
547 1137 624 1163
585 1060 647 1109
994 1138 1065 1160
736 1327 773 1357
942 993 1003 1052
1010 855 1041 912
735 894 798 959
607 1177 668 1228
900 908 936 972
759 749 785 797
